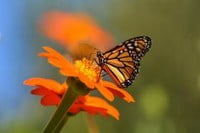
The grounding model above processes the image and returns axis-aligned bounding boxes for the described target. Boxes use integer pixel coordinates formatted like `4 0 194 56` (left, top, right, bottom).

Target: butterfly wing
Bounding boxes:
99 36 152 88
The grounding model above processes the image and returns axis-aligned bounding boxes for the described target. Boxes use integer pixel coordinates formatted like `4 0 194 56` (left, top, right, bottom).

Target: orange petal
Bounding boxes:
40 11 114 51
31 87 53 96
84 96 119 120
78 73 95 89
29 87 62 106
70 104 108 116
95 81 114 101
24 77 66 95
39 46 77 77
70 95 119 120
101 81 135 103
41 94 61 106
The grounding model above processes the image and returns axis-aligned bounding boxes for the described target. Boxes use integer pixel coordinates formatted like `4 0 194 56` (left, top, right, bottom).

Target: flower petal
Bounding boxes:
95 81 114 101
41 94 61 106
101 81 135 103
24 77 66 95
31 87 53 96
84 96 120 120
70 96 119 120
29 87 62 106
39 46 77 77
78 73 96 89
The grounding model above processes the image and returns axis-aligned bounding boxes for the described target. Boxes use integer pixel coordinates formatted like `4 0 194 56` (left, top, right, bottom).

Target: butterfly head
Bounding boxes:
96 51 106 66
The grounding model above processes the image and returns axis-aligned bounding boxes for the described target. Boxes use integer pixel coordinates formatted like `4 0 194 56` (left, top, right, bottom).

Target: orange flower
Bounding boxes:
40 11 114 51
24 78 119 120
39 46 134 103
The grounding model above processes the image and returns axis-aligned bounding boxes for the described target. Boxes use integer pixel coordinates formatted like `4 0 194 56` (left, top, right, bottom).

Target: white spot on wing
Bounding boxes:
134 42 138 46
127 43 132 46
125 40 129 44
130 39 135 42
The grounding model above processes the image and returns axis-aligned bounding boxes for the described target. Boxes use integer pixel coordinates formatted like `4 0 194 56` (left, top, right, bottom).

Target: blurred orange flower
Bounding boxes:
24 78 119 120
40 11 114 51
38 46 134 103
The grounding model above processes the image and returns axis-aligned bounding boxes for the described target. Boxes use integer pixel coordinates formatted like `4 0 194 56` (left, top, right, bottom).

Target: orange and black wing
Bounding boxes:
101 36 152 88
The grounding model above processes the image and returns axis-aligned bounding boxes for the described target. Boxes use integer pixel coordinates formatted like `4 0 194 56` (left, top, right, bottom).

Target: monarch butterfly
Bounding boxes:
96 36 152 88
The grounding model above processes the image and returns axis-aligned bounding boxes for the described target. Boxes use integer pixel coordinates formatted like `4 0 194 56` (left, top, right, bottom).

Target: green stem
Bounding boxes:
53 114 70 132
43 77 89 133
43 85 77 133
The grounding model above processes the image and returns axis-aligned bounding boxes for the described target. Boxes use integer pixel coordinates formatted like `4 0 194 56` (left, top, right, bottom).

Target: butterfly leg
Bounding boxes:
97 69 109 82
93 58 101 82
94 58 99 65
94 58 107 81
96 68 102 82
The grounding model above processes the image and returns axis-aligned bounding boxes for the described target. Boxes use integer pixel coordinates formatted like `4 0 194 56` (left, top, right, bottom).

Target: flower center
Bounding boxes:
75 58 101 82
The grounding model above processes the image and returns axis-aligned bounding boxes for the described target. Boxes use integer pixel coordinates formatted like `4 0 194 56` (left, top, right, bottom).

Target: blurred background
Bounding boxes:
0 0 200 133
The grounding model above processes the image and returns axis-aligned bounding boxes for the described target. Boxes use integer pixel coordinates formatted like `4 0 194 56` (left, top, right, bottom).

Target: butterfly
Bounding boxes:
96 36 152 88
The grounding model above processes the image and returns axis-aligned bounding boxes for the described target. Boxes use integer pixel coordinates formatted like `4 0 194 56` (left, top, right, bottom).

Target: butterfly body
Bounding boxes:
96 36 152 88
